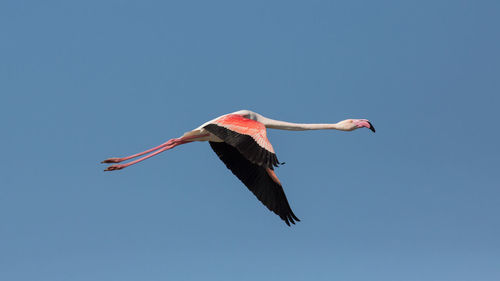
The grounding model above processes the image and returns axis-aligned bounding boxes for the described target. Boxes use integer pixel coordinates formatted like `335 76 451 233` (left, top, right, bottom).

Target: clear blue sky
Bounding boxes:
1 1 499 280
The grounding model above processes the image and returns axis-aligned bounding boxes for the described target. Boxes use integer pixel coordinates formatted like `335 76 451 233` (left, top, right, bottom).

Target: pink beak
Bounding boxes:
354 119 376 132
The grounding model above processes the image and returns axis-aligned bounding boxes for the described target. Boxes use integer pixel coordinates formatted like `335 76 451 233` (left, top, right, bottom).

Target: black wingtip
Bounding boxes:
368 121 376 133
283 212 300 226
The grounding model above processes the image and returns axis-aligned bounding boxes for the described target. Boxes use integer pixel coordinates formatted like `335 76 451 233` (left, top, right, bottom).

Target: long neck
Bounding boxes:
258 116 340 131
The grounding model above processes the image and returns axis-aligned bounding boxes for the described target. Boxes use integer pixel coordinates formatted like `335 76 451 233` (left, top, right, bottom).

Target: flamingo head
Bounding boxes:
336 119 376 132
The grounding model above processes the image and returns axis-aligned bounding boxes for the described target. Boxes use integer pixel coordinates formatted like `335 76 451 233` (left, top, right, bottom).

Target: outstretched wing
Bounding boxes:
203 114 280 169
209 141 300 226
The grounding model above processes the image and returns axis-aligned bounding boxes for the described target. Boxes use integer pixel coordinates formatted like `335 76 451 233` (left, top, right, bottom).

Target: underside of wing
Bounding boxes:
209 141 300 226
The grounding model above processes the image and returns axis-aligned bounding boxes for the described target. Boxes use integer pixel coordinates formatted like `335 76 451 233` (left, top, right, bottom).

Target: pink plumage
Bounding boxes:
211 114 276 153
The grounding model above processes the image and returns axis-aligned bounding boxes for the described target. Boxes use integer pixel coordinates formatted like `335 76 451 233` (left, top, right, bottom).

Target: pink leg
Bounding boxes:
101 139 175 164
102 134 209 171
101 134 210 164
104 140 183 171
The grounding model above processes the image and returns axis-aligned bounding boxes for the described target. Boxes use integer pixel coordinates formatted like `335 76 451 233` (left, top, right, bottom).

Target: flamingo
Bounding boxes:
102 110 375 226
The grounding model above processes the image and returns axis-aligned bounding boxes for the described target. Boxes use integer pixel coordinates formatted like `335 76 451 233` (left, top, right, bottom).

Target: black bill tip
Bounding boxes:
368 121 376 133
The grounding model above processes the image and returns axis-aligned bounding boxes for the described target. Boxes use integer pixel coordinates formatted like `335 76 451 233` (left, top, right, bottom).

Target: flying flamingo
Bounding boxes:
102 110 375 226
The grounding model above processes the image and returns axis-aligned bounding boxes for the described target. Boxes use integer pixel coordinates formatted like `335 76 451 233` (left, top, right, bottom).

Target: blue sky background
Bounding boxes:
1 1 499 280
